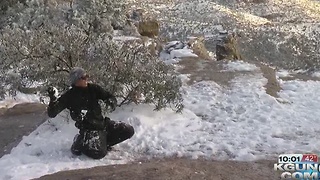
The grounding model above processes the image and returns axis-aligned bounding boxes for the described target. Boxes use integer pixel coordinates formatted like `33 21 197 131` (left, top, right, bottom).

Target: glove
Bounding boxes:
108 97 117 112
47 86 57 101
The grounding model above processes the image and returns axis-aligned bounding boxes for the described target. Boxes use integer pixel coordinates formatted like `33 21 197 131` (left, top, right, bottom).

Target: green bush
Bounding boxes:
0 0 183 112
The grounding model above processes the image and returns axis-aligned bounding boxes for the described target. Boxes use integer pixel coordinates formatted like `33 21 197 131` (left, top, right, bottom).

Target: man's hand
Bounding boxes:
47 86 57 101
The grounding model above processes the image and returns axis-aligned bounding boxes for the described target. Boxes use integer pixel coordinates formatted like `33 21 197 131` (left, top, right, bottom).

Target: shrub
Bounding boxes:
0 0 183 112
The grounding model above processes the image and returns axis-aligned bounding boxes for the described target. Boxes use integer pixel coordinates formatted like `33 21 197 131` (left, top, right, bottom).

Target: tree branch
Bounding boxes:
50 69 70 74
51 54 72 69
119 84 139 106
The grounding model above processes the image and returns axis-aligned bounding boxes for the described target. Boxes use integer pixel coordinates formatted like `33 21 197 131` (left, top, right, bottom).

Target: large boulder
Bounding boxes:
216 31 242 61
130 8 144 22
128 9 160 38
187 36 212 60
121 20 141 36
92 16 114 34
0 108 6 116
137 20 160 38
258 63 281 98
147 37 165 56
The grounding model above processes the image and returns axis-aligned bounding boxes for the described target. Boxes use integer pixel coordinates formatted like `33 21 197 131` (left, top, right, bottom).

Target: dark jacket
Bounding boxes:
47 83 116 130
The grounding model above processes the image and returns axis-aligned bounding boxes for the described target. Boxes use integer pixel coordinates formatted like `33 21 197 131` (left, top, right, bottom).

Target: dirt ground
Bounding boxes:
177 57 282 98
36 158 281 180
0 103 47 158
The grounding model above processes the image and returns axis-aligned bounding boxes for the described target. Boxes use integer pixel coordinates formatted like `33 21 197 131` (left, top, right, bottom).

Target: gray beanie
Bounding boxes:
69 67 86 85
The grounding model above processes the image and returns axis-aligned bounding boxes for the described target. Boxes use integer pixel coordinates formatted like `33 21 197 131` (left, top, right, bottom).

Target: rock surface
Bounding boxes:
216 32 242 61
137 20 160 38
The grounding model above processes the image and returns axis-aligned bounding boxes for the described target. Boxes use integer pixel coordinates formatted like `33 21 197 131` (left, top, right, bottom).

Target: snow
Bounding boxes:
159 41 198 64
223 61 259 72
0 92 40 108
312 71 320 78
2 58 320 179
169 49 198 58
112 36 140 41
2 0 320 176
276 69 293 78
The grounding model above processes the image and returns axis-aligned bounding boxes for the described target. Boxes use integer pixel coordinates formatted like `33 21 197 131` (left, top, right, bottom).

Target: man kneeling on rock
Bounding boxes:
47 67 134 159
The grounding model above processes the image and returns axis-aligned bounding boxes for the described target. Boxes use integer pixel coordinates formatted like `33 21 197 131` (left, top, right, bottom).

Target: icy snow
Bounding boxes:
169 48 198 59
223 61 259 72
312 71 320 78
159 41 198 64
1 0 320 179
0 92 40 108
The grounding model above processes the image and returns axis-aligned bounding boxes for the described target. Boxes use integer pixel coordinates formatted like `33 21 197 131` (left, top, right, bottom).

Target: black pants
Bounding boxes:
71 119 134 159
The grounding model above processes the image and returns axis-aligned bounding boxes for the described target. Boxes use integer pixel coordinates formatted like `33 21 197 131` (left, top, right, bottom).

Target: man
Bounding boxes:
47 67 134 159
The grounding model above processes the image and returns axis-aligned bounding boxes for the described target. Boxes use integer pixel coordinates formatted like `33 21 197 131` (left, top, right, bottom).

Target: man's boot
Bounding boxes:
71 134 83 156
